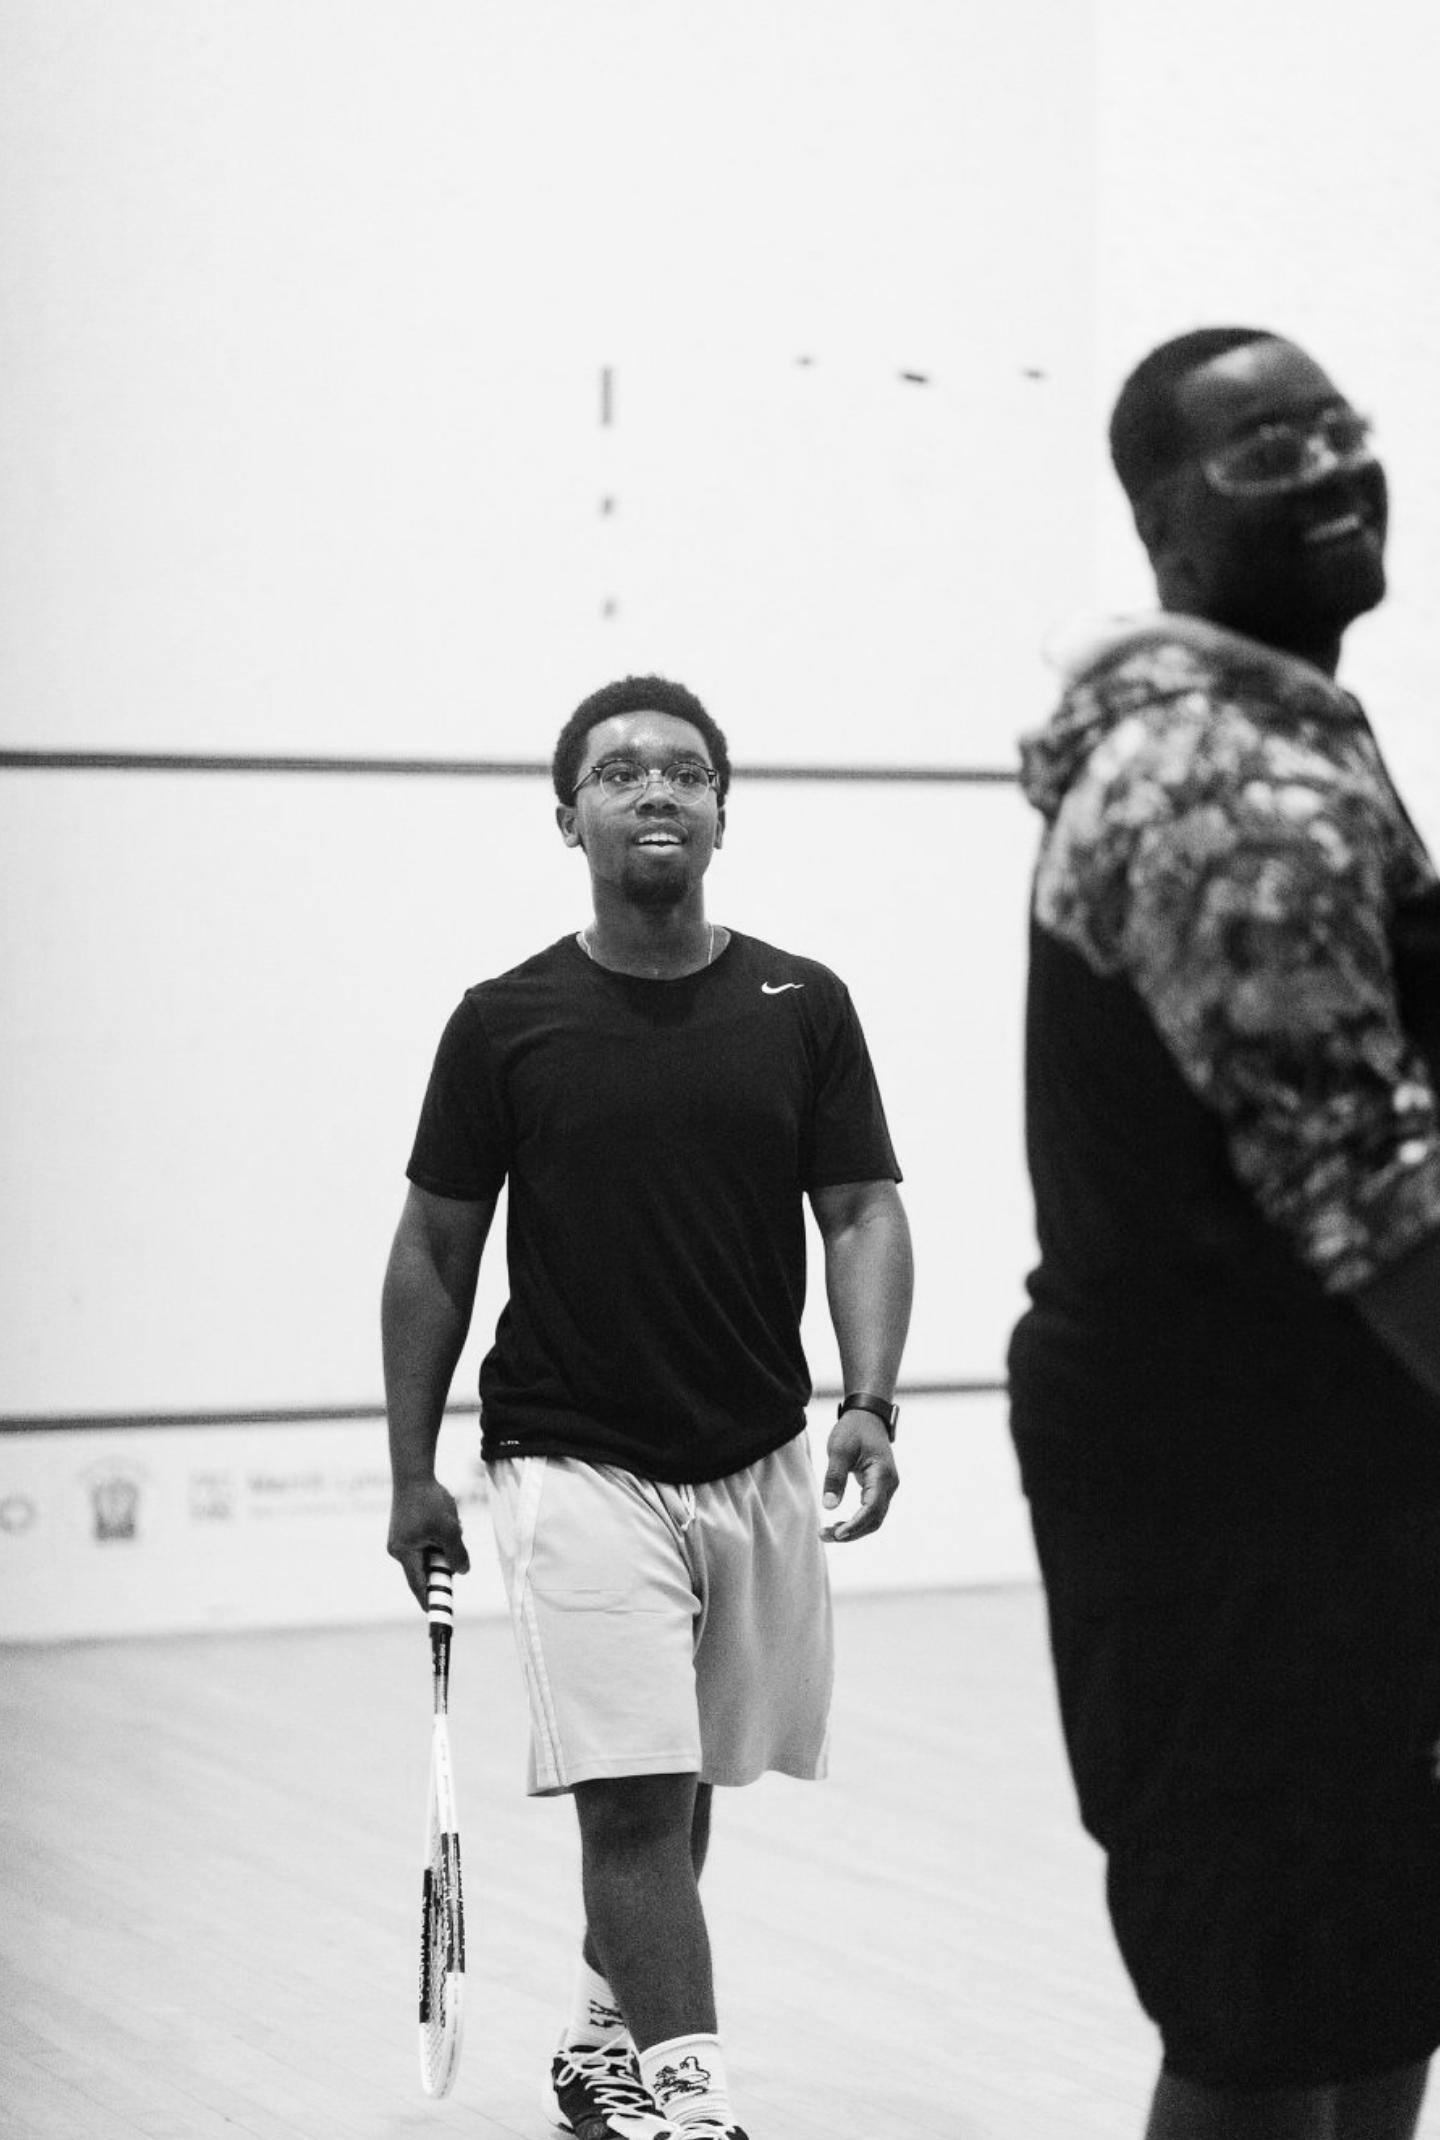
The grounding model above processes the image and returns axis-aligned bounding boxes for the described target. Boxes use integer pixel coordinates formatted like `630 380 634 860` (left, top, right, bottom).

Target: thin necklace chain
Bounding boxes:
578 922 717 969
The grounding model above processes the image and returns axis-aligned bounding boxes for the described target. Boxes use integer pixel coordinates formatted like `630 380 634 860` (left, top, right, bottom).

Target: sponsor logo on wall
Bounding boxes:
191 1450 490 1526
59 1450 480 1542
189 1471 238 1523
0 1493 37 1536
243 1464 392 1521
1 1421 505 1638
82 1460 148 1543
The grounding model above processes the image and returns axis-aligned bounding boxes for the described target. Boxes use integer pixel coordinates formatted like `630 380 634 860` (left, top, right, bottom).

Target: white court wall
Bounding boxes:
5 1 1440 1641
0 0 1096 764
0 765 1037 1637
0 1391 1033 1642
0 0 1088 1638
0 768 1035 1411
1093 0 1440 850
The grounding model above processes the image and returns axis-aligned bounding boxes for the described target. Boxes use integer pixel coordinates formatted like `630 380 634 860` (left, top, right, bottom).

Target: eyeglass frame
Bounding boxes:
1199 409 1377 499
572 757 722 802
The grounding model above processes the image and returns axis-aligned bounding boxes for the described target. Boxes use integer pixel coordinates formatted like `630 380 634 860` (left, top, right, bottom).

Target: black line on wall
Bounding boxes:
0 1382 1006 1433
0 749 1018 784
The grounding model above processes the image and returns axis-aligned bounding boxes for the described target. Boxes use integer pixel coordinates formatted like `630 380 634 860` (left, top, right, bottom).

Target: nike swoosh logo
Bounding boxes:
761 982 804 994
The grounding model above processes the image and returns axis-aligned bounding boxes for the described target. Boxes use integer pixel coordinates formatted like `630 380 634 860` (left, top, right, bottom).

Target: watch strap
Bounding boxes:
836 1390 899 1441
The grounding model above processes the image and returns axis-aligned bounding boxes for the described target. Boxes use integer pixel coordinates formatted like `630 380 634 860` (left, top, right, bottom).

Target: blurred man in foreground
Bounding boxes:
1010 329 1440 2139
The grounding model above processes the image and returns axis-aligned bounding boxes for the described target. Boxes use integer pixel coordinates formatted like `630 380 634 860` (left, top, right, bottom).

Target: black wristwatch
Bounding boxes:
836 1390 899 1442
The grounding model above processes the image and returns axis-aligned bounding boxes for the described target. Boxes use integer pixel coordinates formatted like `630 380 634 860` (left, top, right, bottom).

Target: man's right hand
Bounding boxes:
387 1476 471 1607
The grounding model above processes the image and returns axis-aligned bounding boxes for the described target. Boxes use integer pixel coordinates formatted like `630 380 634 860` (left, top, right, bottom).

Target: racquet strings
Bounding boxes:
419 1552 464 2096
420 1765 463 2087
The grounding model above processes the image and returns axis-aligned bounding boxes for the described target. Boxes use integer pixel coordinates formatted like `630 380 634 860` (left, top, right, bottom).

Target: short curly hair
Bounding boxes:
1109 326 1278 504
552 675 732 806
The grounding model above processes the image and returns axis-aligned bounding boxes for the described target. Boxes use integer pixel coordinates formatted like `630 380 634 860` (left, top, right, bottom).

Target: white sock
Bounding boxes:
565 1957 627 2048
640 2034 733 2129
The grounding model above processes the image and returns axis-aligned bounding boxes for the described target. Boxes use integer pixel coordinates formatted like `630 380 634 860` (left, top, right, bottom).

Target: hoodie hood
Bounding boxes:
1019 612 1355 822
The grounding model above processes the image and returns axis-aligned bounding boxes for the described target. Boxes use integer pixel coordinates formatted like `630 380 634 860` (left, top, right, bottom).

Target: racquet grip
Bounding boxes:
425 1551 455 1629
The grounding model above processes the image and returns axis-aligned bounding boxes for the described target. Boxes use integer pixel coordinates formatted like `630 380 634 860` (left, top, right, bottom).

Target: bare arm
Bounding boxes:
382 1181 496 1604
808 1177 914 1540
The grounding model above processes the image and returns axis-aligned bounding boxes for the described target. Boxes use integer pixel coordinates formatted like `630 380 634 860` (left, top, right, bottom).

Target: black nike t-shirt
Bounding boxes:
406 930 901 1482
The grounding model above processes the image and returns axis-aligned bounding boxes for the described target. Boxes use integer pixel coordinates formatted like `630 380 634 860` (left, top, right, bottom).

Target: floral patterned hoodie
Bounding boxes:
1016 613 1440 1300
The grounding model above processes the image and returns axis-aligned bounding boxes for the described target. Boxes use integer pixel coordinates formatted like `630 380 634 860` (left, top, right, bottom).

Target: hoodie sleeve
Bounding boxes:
1036 683 1440 1292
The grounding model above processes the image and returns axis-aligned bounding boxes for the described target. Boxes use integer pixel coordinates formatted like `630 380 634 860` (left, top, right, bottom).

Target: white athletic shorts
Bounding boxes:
485 1430 834 1795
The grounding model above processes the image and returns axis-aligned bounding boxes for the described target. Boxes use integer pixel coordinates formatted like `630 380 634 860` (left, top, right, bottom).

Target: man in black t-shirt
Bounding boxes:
1011 331 1440 2140
384 674 913 2140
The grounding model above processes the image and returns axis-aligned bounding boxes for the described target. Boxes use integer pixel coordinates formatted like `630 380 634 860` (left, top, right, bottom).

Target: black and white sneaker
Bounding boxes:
543 2037 678 2140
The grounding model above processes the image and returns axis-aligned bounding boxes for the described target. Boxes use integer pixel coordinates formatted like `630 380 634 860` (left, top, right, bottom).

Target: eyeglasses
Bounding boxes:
573 759 720 801
1202 409 1376 498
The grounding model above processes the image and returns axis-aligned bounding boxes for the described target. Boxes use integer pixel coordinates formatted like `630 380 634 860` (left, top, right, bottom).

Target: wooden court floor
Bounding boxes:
5 1583 1440 2140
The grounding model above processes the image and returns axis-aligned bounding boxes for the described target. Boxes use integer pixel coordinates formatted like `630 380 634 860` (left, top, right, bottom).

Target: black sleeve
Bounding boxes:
803 980 902 1188
405 996 512 1201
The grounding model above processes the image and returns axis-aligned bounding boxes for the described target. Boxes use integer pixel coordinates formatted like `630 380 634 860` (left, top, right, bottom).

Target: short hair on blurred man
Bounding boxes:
1108 326 1275 504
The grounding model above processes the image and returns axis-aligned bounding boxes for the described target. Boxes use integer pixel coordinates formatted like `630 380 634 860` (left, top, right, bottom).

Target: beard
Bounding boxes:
1217 466 1389 646
1220 541 1386 648
620 857 691 910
